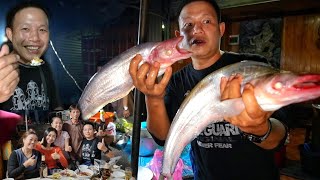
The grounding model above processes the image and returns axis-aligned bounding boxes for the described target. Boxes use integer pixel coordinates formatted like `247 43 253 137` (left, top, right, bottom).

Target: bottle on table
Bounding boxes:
40 155 48 178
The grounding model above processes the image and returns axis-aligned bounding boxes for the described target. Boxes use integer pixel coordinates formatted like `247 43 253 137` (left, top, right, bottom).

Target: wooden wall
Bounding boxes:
222 14 320 74
281 14 320 73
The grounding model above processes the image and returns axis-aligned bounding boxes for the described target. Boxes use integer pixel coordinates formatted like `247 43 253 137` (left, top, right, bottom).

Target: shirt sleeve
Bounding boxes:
34 143 42 153
56 147 69 168
7 151 26 178
63 131 70 139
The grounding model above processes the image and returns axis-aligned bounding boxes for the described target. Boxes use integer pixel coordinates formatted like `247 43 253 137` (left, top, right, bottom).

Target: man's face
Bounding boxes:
83 124 95 139
178 1 225 60
70 109 81 122
6 7 49 63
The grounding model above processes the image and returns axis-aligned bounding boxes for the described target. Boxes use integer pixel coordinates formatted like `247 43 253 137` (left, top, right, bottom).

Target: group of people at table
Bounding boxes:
7 104 116 179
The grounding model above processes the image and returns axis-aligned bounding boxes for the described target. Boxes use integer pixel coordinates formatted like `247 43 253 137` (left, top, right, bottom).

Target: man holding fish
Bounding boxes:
129 0 287 179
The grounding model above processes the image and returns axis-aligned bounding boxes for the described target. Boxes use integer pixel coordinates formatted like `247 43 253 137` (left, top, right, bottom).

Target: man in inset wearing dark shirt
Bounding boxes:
0 1 62 124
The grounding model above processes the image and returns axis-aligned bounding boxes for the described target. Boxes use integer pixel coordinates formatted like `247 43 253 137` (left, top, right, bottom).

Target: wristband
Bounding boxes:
103 149 109 154
241 119 272 143
123 106 128 111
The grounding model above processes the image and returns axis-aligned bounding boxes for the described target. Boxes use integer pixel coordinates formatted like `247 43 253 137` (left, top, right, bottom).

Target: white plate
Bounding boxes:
111 170 125 178
75 168 93 179
138 166 153 180
79 164 88 170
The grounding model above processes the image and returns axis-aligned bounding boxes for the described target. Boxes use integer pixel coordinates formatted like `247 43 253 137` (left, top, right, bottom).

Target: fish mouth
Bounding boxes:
292 74 320 89
176 36 192 56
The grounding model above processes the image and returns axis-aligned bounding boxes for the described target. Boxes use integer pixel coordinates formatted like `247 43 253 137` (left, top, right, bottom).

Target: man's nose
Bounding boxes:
193 22 204 34
29 29 40 42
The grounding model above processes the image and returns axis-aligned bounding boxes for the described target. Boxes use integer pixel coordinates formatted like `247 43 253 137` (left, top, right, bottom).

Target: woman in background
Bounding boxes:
51 116 72 157
35 127 68 174
7 129 41 179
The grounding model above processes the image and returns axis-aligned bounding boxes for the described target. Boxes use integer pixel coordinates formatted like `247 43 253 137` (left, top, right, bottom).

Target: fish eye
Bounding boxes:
274 82 283 90
165 49 172 56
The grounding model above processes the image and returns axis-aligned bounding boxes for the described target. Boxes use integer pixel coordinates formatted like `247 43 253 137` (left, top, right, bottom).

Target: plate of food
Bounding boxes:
75 168 94 179
60 169 76 178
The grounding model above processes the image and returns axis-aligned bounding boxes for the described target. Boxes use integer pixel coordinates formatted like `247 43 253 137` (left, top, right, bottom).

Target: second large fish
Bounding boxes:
79 36 191 120
161 61 320 178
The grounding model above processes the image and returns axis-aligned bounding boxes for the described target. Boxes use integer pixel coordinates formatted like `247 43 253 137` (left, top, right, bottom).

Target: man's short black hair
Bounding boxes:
84 121 95 128
6 1 50 28
176 0 221 23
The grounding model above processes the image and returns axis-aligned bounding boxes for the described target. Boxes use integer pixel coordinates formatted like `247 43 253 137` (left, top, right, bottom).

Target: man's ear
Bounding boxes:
174 30 180 37
5 27 13 42
219 22 225 37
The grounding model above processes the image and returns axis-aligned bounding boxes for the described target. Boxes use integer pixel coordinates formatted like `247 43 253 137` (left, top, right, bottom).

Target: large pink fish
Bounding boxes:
161 61 320 179
79 36 191 120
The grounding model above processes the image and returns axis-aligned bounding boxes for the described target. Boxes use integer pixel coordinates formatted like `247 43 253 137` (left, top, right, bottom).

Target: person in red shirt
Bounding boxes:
35 127 68 174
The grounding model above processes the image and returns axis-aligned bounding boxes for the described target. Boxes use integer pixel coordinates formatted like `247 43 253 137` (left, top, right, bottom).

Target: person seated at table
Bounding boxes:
51 116 72 157
7 129 41 179
96 114 117 145
35 127 68 174
80 122 113 166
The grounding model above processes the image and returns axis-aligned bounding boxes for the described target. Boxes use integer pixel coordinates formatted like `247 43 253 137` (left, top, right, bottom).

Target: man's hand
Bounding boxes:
23 155 37 167
0 44 20 103
129 54 172 99
97 139 107 151
65 145 72 152
123 109 130 118
220 75 272 135
96 126 106 137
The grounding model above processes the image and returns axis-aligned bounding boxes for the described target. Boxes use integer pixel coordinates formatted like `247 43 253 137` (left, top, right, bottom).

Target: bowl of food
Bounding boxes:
75 168 93 179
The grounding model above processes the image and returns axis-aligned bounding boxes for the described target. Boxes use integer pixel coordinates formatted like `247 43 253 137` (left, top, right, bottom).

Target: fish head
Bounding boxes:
147 36 192 68
252 72 320 111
